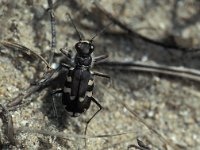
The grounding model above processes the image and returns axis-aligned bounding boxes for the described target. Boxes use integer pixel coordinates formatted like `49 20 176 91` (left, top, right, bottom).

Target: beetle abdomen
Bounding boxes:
62 68 94 116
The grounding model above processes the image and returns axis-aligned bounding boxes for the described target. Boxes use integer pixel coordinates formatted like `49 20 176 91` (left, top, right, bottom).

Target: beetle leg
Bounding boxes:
91 71 110 79
84 97 102 147
93 54 108 64
60 48 73 59
51 89 63 118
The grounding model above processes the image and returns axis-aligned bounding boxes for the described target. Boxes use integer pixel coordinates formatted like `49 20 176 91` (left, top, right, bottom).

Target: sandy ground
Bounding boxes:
0 0 200 149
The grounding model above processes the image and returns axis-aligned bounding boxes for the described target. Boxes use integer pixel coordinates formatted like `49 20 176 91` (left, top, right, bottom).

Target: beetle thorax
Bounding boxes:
75 54 92 68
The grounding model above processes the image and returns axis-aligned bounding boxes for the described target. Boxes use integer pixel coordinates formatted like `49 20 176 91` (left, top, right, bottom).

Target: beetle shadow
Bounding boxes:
39 68 82 134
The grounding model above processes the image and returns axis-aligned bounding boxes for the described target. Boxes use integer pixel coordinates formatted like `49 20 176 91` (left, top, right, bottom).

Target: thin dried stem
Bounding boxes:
0 41 52 69
97 61 200 82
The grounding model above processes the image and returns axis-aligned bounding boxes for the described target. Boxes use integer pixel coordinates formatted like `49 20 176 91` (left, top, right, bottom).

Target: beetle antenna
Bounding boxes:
66 13 82 41
90 22 113 42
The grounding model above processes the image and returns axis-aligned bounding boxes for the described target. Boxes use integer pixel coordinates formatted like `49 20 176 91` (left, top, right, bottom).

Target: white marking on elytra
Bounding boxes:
67 76 72 82
79 97 84 102
86 91 93 97
70 67 74 70
64 87 71 93
70 96 76 100
88 80 93 86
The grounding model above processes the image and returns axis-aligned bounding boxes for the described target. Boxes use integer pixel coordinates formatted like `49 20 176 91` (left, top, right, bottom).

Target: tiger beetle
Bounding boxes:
44 0 111 137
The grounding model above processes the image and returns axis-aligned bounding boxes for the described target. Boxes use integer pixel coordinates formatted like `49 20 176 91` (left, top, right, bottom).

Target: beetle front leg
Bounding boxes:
60 48 73 59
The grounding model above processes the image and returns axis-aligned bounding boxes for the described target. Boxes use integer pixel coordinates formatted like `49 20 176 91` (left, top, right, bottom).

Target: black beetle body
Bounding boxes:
62 40 95 117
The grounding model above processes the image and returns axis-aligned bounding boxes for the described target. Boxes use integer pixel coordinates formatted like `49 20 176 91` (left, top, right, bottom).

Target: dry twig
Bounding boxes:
97 61 200 82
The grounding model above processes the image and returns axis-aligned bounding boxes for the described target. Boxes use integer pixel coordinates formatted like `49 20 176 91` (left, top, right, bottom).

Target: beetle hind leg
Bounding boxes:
51 89 63 118
84 97 102 147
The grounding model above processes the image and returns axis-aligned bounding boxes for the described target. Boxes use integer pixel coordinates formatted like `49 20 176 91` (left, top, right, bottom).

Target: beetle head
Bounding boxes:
75 40 94 57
